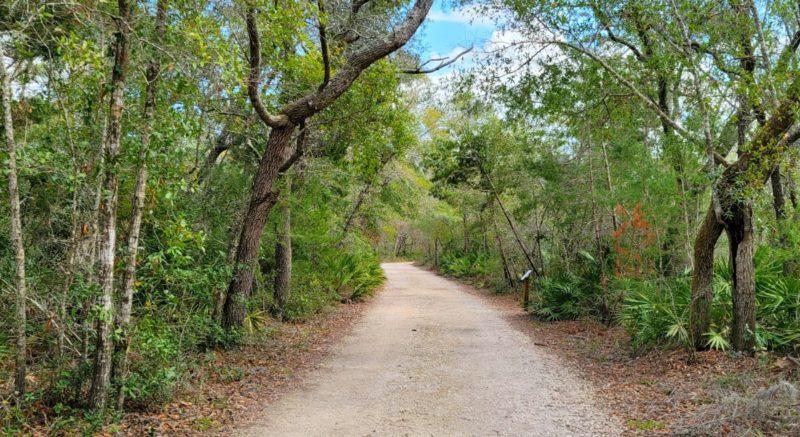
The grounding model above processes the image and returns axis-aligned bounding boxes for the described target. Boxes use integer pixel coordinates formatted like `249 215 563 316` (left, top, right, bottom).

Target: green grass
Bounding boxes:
626 419 666 431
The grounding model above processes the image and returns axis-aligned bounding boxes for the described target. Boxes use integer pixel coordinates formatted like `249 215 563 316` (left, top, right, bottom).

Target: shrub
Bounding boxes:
121 314 183 409
618 247 800 352
329 252 385 301
439 252 490 278
533 273 592 321
618 277 692 349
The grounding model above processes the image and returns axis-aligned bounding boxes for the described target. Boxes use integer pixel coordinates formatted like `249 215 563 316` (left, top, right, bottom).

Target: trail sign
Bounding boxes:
520 270 533 310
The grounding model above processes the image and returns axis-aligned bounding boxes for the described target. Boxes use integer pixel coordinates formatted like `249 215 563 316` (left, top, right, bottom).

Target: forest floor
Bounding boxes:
115 298 375 436
447 270 800 436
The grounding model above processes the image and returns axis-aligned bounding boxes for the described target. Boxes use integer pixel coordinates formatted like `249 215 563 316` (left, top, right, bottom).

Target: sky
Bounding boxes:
409 0 500 77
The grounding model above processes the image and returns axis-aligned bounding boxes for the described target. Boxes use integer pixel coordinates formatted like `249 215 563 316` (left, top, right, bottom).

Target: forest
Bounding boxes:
2 0 800 435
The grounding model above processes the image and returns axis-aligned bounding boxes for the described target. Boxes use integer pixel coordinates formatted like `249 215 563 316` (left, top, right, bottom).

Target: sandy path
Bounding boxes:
239 262 621 436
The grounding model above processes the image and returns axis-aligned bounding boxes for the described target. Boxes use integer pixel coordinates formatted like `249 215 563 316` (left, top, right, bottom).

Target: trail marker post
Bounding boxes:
520 270 532 310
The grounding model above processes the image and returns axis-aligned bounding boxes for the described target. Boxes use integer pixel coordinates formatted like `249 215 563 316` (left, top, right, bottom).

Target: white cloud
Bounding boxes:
426 5 496 28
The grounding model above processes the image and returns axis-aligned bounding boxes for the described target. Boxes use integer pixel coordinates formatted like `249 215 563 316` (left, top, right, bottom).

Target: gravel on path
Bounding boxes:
239 262 622 436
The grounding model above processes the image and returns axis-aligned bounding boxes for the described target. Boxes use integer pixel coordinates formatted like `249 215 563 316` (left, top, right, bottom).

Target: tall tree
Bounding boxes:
222 0 434 329
115 0 168 409
0 37 28 404
89 0 134 412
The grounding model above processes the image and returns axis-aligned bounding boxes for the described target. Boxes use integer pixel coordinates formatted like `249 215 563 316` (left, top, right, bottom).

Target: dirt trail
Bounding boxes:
238 262 621 436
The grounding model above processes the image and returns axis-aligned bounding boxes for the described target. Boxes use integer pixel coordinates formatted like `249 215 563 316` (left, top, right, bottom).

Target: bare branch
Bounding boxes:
713 151 730 168
402 47 473 74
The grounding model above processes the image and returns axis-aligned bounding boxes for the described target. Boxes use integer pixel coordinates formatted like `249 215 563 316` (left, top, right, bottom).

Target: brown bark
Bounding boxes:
727 203 757 351
273 176 292 320
222 126 292 329
772 168 786 220
89 0 133 412
689 205 725 349
1 40 28 404
222 0 432 330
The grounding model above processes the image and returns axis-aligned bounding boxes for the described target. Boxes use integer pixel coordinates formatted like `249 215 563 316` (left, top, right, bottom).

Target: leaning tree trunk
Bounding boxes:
114 0 166 410
222 126 296 329
215 200 246 323
0 41 28 404
222 0 432 331
493 217 513 287
689 205 724 349
273 176 292 320
89 0 133 412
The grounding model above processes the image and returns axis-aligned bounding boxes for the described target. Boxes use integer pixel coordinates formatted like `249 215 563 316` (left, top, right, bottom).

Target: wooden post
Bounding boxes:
520 269 532 310
522 280 530 310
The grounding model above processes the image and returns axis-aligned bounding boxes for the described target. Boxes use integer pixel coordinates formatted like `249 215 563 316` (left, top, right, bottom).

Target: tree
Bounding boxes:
221 0 434 330
89 0 134 412
690 76 800 352
1 36 28 404
114 0 168 409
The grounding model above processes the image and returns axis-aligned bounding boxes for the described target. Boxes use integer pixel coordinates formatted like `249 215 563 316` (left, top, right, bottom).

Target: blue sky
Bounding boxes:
409 0 499 73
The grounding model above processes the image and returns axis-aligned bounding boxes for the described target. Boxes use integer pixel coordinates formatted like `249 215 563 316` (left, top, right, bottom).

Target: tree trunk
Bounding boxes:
273 176 292 320
89 0 133 412
114 0 166 410
1 41 28 404
222 0 432 331
481 167 540 277
342 182 370 236
691 70 800 352
772 168 786 220
215 200 246 323
493 217 513 287
58 191 80 358
726 203 757 351
222 125 296 330
689 205 724 349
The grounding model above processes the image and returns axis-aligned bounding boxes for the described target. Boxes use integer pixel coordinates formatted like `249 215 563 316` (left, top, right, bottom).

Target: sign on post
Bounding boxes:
520 270 533 310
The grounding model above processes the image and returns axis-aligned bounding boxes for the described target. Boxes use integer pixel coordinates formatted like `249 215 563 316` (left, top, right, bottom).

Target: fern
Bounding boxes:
705 329 731 351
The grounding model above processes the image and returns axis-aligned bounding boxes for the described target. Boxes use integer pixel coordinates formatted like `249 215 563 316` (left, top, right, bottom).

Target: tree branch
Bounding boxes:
246 8 290 128
402 47 473 74
281 0 433 122
590 5 645 61
279 122 310 173
555 40 701 146
317 0 331 91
